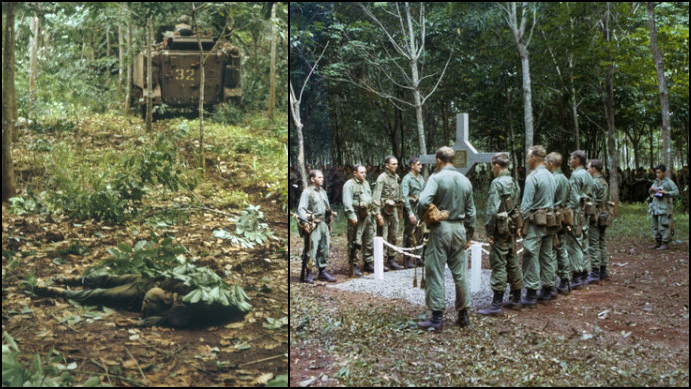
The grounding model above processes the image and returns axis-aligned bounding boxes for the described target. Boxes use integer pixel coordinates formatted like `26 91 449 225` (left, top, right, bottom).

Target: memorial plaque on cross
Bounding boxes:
419 113 503 175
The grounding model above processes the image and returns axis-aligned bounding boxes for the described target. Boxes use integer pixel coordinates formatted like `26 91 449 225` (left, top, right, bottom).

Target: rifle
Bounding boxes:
290 212 314 282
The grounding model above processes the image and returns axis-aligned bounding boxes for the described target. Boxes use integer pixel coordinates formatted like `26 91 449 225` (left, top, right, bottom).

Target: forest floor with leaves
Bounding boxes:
289 205 689 386
2 113 288 386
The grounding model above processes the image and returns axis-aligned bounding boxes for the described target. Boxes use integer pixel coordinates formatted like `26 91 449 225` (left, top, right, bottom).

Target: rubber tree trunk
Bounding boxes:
647 2 672 178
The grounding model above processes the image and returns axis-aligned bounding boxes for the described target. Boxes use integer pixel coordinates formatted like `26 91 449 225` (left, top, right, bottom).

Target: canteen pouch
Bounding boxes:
584 200 597 217
555 209 563 226
533 208 548 226
598 211 613 227
573 222 582 238
545 210 558 228
561 208 574 226
383 199 396 216
496 212 510 236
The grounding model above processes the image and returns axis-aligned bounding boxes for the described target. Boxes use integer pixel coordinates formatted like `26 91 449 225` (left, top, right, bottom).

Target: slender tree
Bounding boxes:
3 2 18 202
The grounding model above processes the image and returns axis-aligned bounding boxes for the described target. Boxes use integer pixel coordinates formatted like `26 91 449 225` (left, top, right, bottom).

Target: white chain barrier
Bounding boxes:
373 237 525 287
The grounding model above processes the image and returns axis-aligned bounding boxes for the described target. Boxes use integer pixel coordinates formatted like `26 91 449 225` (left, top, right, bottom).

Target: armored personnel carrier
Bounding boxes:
132 15 241 116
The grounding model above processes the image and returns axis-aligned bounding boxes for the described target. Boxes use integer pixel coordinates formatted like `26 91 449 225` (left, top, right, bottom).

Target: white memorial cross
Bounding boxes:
419 113 500 174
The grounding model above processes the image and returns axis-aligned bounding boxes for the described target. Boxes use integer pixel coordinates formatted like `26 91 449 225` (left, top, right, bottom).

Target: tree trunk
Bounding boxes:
118 23 124 93
29 14 40 113
268 2 276 120
3 2 18 202
519 47 534 156
646 2 672 179
193 5 206 177
106 25 111 58
146 17 153 132
603 3 619 215
124 17 132 114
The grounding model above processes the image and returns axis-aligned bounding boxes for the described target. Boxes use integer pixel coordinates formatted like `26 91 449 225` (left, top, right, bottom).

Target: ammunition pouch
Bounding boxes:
533 208 548 227
584 199 597 217
598 211 613 227
545 209 559 228
383 199 396 215
573 222 583 238
423 204 449 226
561 208 574 226
496 212 510 236
356 204 369 219
395 199 406 209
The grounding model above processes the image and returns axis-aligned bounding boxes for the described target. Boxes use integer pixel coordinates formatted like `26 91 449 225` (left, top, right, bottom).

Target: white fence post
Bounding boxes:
469 243 482 294
374 237 384 280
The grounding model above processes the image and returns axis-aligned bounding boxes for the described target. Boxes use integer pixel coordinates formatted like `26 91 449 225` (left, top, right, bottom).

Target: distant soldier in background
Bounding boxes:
648 164 679 250
401 157 425 268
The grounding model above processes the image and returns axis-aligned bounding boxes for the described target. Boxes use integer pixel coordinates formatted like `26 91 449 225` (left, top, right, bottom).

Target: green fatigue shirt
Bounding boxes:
342 177 372 220
401 172 425 215
591 173 608 208
520 165 556 216
649 177 679 215
372 170 401 216
419 166 476 239
552 169 572 208
298 185 330 221
567 166 594 209
485 170 521 236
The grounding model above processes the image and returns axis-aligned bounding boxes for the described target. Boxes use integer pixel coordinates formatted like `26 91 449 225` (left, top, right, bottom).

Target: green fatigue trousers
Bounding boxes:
347 214 375 264
380 209 399 260
309 221 330 269
522 223 555 290
554 228 570 280
565 211 590 273
489 234 523 293
588 223 608 268
425 221 470 312
651 213 672 244
62 274 154 310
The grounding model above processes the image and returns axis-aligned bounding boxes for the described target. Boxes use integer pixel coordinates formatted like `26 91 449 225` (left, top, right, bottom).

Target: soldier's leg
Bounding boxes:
588 222 601 270
659 214 672 244
521 224 542 291
424 225 448 312
599 227 608 267
651 214 661 244
448 226 470 313
361 216 375 265
489 238 510 293
581 222 591 273
316 223 330 269
505 238 524 292
347 222 357 265
309 224 324 269
538 231 555 287
63 279 152 310
556 230 570 280
403 211 415 249
81 274 143 288
385 212 403 269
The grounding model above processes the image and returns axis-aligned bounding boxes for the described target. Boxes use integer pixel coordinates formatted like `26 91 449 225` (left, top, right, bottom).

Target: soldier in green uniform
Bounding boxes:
298 170 336 283
342 164 376 277
373 156 405 270
519 146 557 307
565 150 594 289
648 164 680 250
586 159 611 283
546 152 574 294
416 147 476 331
401 157 425 268
478 153 523 315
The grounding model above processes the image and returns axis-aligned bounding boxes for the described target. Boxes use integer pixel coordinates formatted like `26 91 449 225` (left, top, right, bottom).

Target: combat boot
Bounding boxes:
303 269 314 284
318 268 336 282
599 265 609 280
406 258 415 268
416 258 423 266
34 285 67 298
456 309 470 328
649 241 661 249
586 269 600 284
656 244 668 250
537 285 554 304
417 310 444 332
557 278 571 295
479 290 504 315
521 288 538 307
580 271 590 287
52 275 83 286
571 273 582 290
350 264 362 277
387 258 404 270
363 262 374 273
504 289 522 310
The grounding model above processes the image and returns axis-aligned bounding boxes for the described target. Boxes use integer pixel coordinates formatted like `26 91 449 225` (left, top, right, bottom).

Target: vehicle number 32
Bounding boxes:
175 69 195 81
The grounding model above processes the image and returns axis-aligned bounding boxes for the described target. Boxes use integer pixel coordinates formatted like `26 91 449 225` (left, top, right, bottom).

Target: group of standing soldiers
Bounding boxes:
295 145 679 332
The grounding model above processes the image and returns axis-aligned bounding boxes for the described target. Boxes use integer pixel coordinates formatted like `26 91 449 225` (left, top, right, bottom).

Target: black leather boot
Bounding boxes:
387 258 404 270
557 278 570 295
504 289 522 310
406 258 415 268
571 273 582 290
363 262 374 273
537 285 554 304
350 264 362 277
521 288 538 307
650 241 661 249
580 271 590 286
304 269 314 284
417 310 444 331
479 290 504 315
599 265 609 280
456 309 470 328
318 268 336 282
586 269 600 284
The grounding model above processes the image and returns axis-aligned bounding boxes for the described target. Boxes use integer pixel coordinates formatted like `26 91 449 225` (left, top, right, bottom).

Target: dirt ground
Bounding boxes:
289 230 689 386
2 198 288 387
